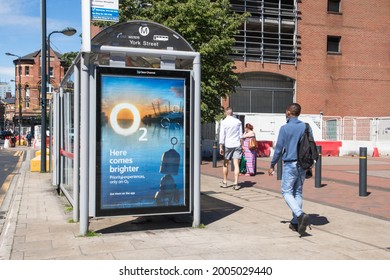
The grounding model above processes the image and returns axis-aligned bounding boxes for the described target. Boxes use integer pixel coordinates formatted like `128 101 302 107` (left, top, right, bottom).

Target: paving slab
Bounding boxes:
1 147 390 261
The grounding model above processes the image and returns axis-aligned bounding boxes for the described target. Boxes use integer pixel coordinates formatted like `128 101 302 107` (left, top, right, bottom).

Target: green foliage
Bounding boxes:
80 230 100 237
96 0 246 123
61 51 78 67
65 205 73 213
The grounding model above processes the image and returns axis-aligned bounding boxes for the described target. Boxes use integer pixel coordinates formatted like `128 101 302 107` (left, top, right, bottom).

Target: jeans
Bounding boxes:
281 161 306 224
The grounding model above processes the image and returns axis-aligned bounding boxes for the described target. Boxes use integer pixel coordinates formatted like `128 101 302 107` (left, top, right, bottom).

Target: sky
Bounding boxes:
0 0 83 94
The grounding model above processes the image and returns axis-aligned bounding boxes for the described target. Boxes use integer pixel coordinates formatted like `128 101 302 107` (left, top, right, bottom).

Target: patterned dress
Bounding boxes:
243 136 257 175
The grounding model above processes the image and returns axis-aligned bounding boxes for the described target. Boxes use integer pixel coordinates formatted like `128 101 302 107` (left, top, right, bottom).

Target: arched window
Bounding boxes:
25 85 30 109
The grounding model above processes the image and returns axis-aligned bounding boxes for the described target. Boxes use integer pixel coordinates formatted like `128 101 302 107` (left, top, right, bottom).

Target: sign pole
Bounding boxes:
192 53 201 228
80 0 91 235
40 0 47 172
81 0 91 53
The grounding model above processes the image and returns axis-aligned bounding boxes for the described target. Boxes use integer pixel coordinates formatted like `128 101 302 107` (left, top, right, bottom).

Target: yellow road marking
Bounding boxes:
0 151 24 207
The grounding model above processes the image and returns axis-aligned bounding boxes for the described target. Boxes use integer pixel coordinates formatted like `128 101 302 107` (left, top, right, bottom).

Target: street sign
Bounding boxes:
91 0 119 22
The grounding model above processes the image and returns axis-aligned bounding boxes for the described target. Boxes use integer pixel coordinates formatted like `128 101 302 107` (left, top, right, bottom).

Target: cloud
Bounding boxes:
0 15 40 28
0 66 16 80
171 86 184 98
0 0 40 27
0 0 75 30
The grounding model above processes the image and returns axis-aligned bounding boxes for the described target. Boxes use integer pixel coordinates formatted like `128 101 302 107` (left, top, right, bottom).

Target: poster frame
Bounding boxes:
95 66 192 217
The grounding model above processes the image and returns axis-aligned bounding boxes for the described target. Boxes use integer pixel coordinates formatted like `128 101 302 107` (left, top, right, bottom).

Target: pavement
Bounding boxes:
1 146 390 260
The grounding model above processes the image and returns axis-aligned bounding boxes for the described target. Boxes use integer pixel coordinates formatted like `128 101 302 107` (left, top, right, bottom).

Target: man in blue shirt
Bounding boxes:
219 107 243 190
268 103 311 236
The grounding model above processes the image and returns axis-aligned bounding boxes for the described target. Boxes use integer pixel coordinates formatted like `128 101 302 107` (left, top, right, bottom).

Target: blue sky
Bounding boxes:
0 0 82 94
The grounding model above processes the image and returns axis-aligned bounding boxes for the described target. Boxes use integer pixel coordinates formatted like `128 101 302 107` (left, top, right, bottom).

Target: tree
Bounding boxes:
97 0 246 123
61 51 78 67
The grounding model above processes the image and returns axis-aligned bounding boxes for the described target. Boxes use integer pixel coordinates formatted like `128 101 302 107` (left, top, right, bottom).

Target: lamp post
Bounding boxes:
41 0 47 172
46 27 77 172
9 79 16 131
47 27 77 85
5 52 22 145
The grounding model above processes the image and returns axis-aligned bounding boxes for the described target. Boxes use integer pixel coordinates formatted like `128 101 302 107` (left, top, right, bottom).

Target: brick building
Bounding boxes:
9 48 69 132
1 97 15 131
229 0 390 117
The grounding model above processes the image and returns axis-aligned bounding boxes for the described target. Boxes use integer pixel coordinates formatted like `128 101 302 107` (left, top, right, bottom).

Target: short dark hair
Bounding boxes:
225 107 233 115
287 103 301 116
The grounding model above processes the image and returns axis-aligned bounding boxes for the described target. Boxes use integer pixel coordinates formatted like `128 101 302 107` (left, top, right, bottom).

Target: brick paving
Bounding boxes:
201 155 390 221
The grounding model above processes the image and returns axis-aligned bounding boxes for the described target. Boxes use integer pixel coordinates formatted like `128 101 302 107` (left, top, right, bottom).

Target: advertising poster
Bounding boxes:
96 67 191 216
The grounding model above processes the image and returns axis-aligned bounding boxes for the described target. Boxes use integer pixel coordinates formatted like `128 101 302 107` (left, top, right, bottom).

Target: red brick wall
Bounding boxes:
234 61 297 81
297 0 390 117
19 59 40 115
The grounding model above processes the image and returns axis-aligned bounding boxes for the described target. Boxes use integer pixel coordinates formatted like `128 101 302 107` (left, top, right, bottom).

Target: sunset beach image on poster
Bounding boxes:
109 103 141 136
95 67 191 216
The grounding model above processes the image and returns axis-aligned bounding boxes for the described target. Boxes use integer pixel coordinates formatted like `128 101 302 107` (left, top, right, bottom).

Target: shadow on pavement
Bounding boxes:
280 213 329 228
279 213 329 238
309 213 330 226
94 193 242 234
200 193 243 225
239 181 257 188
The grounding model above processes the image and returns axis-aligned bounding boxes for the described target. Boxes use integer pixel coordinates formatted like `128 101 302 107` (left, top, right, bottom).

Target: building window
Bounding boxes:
47 83 54 93
25 66 30 76
328 0 341 13
230 0 299 64
49 67 53 77
327 36 341 54
25 87 30 109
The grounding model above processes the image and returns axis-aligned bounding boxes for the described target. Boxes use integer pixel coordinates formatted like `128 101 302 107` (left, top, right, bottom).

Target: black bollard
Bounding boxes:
359 147 368 197
315 146 322 188
212 140 218 168
277 156 283 180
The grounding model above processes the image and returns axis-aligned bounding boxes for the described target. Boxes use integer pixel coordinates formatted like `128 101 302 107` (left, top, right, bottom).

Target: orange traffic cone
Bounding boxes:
372 147 379 157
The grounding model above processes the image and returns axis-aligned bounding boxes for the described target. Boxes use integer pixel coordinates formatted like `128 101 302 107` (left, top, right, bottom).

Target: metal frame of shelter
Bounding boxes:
54 20 201 235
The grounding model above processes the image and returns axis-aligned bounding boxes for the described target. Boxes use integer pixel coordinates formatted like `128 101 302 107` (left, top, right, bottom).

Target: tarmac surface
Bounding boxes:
1 146 390 260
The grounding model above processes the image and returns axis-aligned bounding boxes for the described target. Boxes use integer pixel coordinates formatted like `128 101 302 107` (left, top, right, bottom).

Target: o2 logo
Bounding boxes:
109 103 147 141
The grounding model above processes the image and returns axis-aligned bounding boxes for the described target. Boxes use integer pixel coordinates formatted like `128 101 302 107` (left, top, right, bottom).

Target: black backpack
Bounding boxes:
297 123 319 170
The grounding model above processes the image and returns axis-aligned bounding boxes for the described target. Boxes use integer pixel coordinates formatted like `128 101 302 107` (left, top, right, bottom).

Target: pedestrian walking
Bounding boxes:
241 123 257 176
268 103 311 236
26 132 32 147
219 107 243 190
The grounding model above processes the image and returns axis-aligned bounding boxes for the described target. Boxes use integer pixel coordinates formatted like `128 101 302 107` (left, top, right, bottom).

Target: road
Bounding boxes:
0 142 25 209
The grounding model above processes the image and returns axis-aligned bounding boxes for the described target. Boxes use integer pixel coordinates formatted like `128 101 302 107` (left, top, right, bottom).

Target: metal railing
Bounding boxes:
322 116 390 142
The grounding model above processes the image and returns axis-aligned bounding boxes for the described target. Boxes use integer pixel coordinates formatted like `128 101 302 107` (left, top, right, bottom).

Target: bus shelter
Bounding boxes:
53 21 201 234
